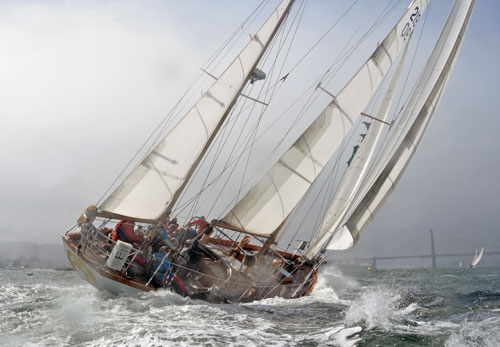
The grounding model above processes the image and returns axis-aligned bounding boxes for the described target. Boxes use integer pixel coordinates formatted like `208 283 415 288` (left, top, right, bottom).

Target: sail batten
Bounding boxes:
310 0 476 258
99 0 295 221
222 0 429 236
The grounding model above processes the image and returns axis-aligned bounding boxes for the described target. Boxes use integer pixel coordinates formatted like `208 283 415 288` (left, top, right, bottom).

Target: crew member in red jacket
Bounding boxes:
188 216 209 233
112 220 146 266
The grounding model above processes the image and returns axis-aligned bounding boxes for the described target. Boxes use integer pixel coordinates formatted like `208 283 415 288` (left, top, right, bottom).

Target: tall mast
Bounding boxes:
98 0 295 222
164 0 296 217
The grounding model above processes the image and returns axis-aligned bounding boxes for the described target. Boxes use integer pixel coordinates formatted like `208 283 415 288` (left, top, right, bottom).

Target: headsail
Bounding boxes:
306 0 476 259
221 0 429 237
307 29 413 253
99 0 295 221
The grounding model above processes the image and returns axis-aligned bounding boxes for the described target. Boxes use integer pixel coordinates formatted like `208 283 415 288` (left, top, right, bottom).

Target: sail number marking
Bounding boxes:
401 6 421 41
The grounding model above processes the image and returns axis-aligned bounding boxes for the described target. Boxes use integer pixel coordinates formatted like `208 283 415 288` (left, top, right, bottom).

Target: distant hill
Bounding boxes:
0 241 68 268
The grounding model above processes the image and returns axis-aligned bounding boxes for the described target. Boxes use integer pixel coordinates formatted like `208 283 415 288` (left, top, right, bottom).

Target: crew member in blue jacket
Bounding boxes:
149 246 187 295
150 246 171 288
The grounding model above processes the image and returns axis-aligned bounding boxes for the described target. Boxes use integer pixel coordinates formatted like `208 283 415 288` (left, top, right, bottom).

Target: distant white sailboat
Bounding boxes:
469 247 484 268
459 261 462 268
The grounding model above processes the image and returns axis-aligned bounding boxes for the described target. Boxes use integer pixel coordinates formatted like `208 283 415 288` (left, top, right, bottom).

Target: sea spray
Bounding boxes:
2 267 500 346
344 285 403 329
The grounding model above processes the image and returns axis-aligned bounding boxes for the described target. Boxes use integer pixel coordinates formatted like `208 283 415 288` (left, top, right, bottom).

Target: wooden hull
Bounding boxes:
62 234 318 303
62 236 153 295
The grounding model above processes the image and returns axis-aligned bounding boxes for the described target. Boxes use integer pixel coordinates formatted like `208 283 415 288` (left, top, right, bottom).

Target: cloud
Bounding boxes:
0 1 203 242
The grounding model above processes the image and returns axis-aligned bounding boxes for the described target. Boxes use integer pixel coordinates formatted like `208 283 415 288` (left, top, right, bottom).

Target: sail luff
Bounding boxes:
222 0 429 237
315 0 475 258
305 30 413 257
99 0 295 221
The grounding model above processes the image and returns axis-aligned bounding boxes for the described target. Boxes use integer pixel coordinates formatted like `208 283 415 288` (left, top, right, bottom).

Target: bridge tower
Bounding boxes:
430 229 437 268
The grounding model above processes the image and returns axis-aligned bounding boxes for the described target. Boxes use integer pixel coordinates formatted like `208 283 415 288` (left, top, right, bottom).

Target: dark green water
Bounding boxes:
1 266 498 346
341 267 500 346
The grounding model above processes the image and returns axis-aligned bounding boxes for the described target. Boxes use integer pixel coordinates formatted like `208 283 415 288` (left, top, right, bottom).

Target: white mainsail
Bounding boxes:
222 0 429 237
307 0 475 258
470 247 484 267
99 0 295 221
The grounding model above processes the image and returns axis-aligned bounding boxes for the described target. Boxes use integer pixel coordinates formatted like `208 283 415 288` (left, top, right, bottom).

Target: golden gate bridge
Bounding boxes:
329 229 500 269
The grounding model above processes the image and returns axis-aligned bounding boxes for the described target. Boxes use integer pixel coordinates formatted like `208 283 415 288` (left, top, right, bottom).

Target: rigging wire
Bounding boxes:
172 1 302 219
377 229 430 257
345 1 431 217
297 0 406 247
176 0 403 226
223 2 307 215
283 0 361 77
145 1 274 157
310 5 430 250
302 2 431 248
393 0 433 125
218 0 386 185
95 0 271 206
173 1 309 218
280 114 361 251
277 0 402 248
297 0 391 245
125 0 402 234
177 70 260 216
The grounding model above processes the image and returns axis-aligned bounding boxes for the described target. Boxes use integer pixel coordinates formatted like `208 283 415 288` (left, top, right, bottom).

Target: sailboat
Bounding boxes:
469 247 484 268
62 0 475 303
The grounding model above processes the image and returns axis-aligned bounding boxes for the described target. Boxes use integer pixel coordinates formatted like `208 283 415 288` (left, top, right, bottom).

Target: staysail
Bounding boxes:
221 0 429 237
306 0 476 259
307 29 413 253
99 0 295 222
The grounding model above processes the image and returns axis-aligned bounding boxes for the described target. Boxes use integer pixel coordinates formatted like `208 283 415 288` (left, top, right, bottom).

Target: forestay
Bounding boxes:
99 0 294 221
222 0 429 237
315 0 475 258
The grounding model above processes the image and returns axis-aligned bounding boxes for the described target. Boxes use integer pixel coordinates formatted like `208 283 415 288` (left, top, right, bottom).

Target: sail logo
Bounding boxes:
401 6 421 41
67 250 97 286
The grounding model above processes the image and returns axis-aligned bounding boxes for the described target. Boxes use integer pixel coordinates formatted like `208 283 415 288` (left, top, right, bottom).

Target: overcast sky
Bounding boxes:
1 0 499 265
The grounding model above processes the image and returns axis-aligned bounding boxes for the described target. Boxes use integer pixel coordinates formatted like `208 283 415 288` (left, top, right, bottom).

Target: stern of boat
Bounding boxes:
61 234 150 295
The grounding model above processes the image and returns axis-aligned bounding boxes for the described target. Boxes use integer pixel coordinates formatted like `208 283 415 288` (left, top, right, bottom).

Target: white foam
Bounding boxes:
308 265 359 305
445 316 500 347
302 325 362 347
334 326 363 347
3 266 500 347
345 285 402 329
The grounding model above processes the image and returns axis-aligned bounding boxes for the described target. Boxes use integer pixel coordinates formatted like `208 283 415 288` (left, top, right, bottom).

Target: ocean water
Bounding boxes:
1 266 499 346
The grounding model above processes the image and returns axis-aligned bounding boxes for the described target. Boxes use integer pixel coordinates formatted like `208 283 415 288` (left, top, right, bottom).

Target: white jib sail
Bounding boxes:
305 30 412 256
318 0 475 258
99 0 294 221
222 0 429 237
